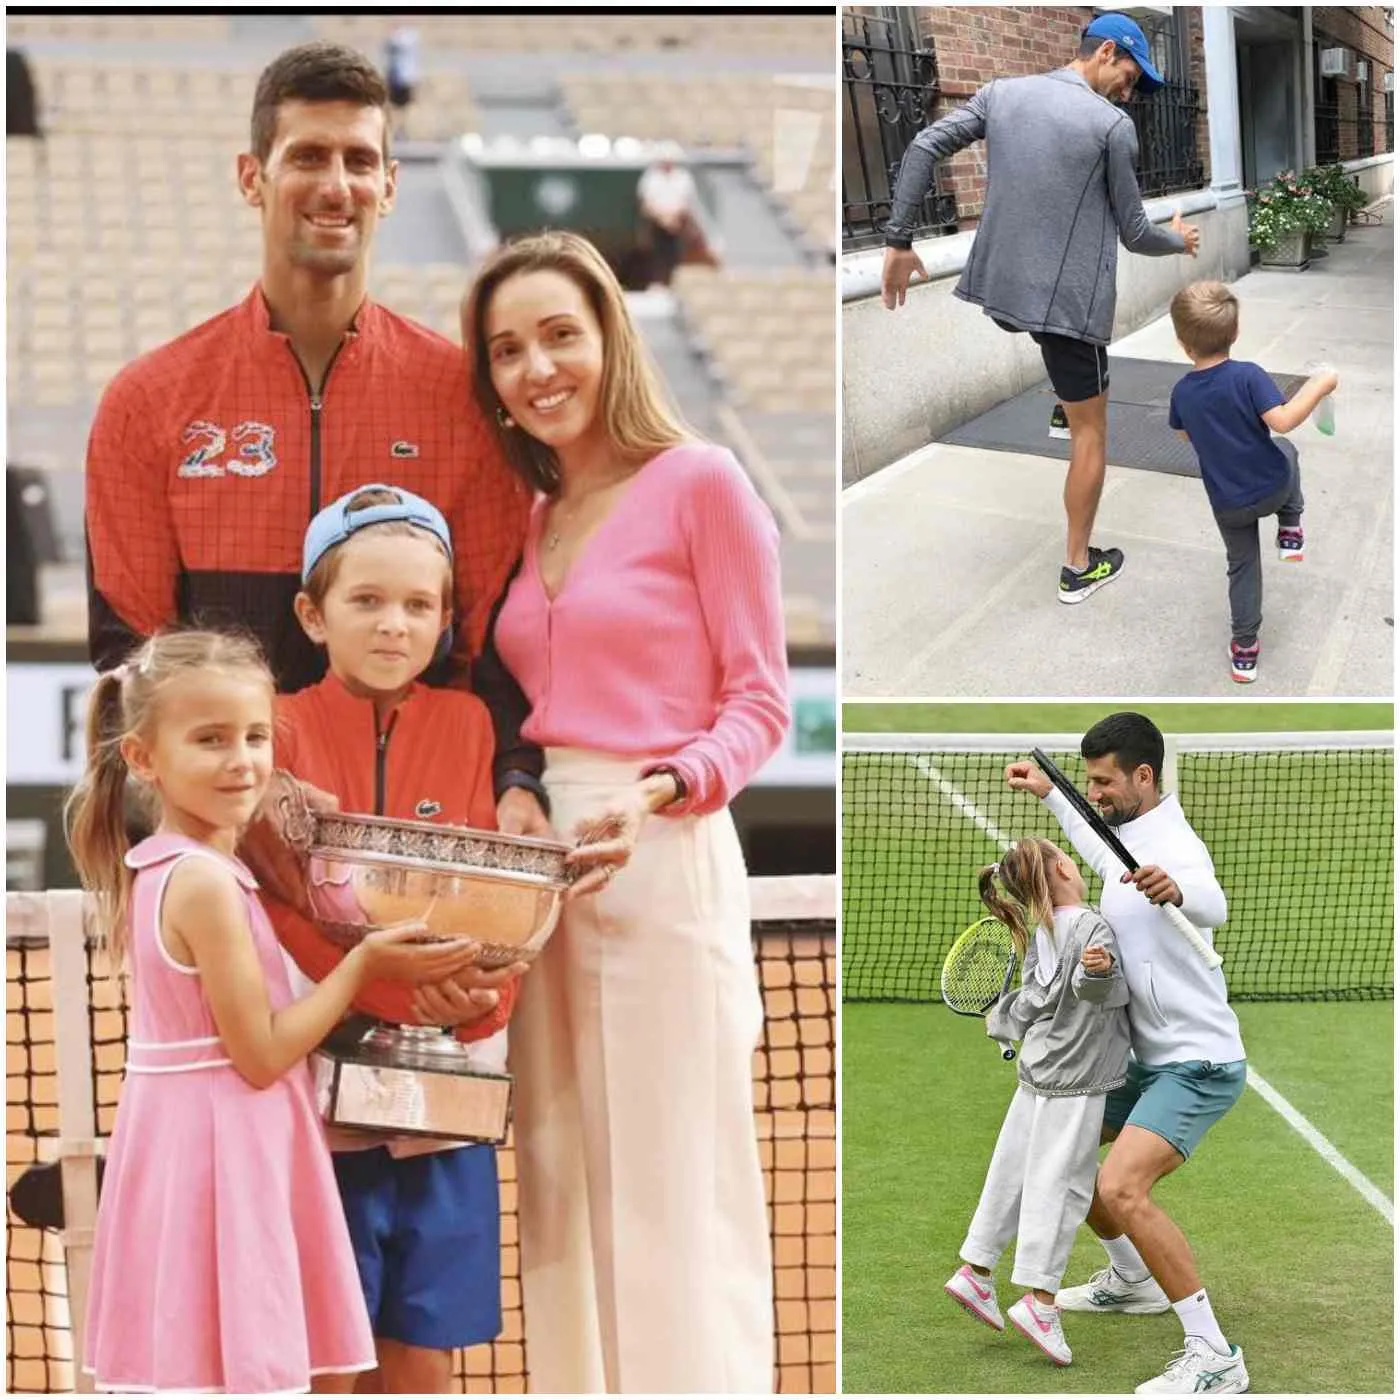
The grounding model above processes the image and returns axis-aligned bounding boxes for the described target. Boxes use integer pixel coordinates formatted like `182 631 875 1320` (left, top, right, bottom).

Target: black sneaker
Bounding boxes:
1049 403 1072 440
1058 546 1124 604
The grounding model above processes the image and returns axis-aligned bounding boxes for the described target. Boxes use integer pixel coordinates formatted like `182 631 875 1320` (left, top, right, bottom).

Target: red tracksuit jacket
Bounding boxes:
267 672 518 1038
84 285 541 795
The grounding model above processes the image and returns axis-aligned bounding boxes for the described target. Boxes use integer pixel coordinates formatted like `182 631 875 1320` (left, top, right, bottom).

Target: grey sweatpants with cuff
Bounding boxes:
960 1086 1105 1293
1211 437 1304 647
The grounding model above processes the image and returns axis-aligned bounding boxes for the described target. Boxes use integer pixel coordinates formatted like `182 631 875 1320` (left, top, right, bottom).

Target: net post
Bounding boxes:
1161 733 1179 797
49 889 100 1395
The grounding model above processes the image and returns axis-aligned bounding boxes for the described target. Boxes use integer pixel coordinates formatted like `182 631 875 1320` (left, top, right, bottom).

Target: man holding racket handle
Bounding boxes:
1007 711 1250 1395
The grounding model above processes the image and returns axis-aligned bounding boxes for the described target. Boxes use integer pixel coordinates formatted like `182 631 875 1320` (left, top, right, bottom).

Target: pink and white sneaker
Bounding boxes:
944 1264 1004 1331
1008 1293 1073 1366
1277 525 1305 561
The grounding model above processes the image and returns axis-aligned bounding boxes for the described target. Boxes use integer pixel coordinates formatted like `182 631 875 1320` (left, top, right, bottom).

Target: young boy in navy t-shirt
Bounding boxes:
1168 280 1339 684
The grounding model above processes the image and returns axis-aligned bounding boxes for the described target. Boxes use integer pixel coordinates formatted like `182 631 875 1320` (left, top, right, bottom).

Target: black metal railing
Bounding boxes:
841 7 958 251
1123 78 1205 196
1315 111 1342 164
1357 71 1375 157
1118 8 1202 196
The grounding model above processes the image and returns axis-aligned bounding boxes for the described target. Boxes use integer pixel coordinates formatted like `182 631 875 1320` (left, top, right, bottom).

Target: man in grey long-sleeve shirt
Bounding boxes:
882 14 1200 605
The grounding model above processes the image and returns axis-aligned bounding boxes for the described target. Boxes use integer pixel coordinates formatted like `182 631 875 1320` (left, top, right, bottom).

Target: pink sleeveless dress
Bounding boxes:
83 834 375 1394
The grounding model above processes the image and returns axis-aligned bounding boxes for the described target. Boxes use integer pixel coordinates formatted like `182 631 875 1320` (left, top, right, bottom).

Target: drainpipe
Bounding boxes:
1299 7 1310 169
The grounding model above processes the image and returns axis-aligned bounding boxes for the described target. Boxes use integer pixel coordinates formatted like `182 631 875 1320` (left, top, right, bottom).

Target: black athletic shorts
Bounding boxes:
1030 330 1109 403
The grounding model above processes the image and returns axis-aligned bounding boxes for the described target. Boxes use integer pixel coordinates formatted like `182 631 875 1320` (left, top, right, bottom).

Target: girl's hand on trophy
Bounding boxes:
409 960 523 1027
239 773 342 913
356 922 476 984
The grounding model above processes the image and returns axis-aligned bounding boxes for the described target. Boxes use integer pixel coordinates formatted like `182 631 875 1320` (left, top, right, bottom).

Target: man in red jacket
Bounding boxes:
84 41 550 842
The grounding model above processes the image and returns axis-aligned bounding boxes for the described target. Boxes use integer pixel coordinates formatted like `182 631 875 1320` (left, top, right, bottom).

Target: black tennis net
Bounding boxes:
843 733 1394 1004
6 876 835 1394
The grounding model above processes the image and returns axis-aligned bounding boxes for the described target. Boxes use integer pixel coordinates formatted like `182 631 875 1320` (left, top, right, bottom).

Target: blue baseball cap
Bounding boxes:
1083 13 1164 94
302 483 453 583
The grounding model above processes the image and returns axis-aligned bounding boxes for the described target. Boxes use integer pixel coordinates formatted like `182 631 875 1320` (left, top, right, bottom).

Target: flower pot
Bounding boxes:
1259 229 1309 268
1325 205 1346 242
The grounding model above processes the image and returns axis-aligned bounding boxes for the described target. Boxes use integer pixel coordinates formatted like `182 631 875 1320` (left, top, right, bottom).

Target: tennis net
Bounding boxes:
843 731 1393 1004
6 875 835 1395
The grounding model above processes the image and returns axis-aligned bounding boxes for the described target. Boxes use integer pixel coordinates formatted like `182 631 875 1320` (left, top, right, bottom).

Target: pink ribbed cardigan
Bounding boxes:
495 443 790 815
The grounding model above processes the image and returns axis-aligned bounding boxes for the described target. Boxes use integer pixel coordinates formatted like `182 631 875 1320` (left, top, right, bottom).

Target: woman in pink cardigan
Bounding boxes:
462 230 790 1395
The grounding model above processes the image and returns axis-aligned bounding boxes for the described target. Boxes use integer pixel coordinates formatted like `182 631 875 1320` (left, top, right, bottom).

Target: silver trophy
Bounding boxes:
266 781 572 1144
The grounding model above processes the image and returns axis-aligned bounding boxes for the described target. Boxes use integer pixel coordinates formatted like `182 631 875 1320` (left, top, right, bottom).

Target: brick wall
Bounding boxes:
1314 7 1394 159
909 6 1209 225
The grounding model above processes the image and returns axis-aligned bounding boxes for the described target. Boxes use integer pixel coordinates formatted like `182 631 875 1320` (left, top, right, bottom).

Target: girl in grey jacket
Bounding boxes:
944 837 1130 1368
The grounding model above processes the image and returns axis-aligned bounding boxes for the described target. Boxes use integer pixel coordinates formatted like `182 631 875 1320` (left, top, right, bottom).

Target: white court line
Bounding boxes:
909 754 1013 851
1245 1068 1394 1224
924 758 1396 1226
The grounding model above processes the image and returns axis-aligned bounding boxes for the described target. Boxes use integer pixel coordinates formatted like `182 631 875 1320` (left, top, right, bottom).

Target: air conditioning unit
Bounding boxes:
1320 47 1352 79
1385 70 1395 93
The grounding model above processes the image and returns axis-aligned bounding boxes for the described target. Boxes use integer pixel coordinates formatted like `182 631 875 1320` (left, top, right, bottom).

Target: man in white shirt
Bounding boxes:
637 155 698 286
1006 712 1249 1396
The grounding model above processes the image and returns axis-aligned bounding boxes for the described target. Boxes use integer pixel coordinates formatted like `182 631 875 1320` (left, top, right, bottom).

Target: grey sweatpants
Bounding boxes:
1211 438 1304 647
960 1085 1105 1293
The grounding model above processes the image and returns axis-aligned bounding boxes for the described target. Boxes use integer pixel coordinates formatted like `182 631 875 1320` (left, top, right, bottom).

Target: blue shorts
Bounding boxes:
1103 1059 1247 1160
332 1145 502 1349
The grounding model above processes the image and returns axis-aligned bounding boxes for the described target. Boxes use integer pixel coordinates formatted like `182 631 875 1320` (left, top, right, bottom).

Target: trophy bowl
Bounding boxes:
282 800 574 970
251 780 578 1144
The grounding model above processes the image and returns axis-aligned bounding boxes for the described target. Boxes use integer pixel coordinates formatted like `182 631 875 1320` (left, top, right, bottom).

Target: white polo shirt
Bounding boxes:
1044 789 1247 1067
638 163 696 222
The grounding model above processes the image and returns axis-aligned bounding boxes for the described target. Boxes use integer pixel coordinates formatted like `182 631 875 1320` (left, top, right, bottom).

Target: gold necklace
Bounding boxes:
545 498 583 552
544 469 635 552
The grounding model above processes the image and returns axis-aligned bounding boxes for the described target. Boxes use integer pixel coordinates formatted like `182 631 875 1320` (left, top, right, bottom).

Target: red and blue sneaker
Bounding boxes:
1230 640 1260 684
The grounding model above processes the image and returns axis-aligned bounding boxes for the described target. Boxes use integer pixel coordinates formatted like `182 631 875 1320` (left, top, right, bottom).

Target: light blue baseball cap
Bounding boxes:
1083 13 1165 94
302 483 453 583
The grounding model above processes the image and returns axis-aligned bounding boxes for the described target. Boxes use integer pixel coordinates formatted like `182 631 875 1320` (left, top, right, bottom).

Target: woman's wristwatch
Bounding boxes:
646 764 688 809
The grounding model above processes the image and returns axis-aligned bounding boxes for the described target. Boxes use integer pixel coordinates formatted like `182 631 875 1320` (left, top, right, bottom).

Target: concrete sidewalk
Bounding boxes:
843 204 1393 698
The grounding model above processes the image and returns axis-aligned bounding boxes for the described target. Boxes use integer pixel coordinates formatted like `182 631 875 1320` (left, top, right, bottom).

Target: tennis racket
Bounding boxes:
1030 747 1223 971
941 916 1019 1061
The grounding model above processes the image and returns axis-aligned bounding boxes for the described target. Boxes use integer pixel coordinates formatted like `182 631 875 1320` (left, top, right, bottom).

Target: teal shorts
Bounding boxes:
1103 1059 1247 1160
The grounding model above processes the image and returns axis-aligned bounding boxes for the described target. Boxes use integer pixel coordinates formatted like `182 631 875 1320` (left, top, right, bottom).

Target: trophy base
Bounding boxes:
312 1022 512 1145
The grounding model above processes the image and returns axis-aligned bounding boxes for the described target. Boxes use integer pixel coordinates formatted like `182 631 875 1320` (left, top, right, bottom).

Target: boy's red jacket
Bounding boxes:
266 672 517 1038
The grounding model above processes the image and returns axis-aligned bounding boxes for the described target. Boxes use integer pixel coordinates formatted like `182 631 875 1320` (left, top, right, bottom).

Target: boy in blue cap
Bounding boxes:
264 483 528 1393
881 15 1201 605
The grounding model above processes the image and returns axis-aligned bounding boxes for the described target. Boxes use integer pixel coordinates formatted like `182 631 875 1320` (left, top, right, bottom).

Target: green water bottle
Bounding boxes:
1305 360 1336 436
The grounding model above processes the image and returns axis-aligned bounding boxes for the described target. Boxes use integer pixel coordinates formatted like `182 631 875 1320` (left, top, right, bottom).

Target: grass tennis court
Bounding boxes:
843 1002 1393 1394
842 702 1394 735
842 702 1394 1393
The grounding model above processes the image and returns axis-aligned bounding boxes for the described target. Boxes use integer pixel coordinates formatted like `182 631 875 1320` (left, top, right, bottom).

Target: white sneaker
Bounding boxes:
1056 1264 1171 1314
1008 1293 1072 1366
943 1263 1004 1330
1135 1337 1249 1393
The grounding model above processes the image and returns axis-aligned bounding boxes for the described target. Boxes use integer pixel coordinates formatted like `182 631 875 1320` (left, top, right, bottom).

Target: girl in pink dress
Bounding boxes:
65 629 476 1394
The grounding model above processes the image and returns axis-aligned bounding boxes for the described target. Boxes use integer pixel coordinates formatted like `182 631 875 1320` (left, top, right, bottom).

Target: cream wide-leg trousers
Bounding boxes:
509 750 774 1395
